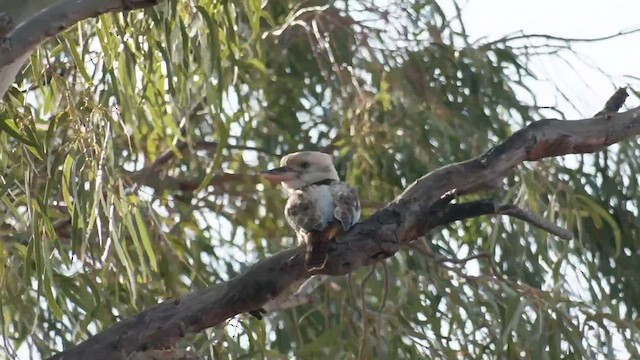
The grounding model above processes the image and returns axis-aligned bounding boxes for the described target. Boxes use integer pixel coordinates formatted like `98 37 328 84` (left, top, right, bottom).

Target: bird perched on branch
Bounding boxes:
262 151 360 271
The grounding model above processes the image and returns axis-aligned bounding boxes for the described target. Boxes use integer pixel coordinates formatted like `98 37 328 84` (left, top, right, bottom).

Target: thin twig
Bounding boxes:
436 253 492 265
482 28 640 47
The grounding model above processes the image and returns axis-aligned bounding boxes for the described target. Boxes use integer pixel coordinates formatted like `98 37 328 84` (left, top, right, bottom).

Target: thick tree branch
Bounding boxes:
51 101 640 359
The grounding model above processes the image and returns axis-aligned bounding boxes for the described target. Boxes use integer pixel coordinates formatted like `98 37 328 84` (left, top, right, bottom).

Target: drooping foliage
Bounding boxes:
1 0 639 358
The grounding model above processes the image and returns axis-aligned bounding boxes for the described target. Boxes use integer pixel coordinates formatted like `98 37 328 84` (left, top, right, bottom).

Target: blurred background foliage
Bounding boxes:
1 0 640 358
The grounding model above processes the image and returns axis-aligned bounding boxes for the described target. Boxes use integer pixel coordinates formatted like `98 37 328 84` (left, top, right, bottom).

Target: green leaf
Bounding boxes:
65 37 93 85
135 207 158 271
576 195 622 256
0 118 37 146
62 155 75 219
43 269 64 319
247 58 267 74
298 324 344 357
197 115 228 192
500 297 528 346
118 198 149 279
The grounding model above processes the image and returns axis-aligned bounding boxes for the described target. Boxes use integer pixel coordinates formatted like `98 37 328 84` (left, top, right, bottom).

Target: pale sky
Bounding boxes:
455 0 640 117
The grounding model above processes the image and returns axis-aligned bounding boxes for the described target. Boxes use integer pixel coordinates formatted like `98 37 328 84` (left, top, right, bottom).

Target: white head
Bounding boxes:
261 151 339 191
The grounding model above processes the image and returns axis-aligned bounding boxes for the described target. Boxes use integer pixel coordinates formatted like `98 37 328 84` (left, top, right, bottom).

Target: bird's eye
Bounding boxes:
300 161 309 169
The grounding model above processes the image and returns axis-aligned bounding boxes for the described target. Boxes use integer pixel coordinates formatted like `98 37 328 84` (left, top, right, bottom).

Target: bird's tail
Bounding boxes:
305 223 341 271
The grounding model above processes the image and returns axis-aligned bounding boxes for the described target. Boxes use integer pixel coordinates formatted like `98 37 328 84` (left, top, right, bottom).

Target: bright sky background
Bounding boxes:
14 1 640 359
453 0 640 117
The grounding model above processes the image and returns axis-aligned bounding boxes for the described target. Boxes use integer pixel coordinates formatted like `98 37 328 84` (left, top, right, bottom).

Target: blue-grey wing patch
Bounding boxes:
331 182 361 231
285 190 323 234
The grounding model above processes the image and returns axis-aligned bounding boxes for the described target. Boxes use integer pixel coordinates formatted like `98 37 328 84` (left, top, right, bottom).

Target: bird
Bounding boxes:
261 151 361 271
594 87 628 119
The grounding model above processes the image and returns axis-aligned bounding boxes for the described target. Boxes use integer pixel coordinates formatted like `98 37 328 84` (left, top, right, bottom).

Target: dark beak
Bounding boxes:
260 166 298 183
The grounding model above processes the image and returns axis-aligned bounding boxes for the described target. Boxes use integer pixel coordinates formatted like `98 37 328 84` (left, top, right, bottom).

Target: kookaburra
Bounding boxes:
262 151 361 271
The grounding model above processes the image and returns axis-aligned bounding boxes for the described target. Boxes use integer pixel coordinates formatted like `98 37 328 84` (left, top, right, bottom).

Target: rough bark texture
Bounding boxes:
50 105 640 360
0 0 163 96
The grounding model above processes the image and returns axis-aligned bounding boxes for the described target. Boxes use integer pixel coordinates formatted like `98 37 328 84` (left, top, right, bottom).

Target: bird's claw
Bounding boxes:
248 307 267 320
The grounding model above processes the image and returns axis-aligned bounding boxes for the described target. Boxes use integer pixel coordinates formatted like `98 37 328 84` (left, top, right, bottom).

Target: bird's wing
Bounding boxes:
285 190 324 234
331 182 361 231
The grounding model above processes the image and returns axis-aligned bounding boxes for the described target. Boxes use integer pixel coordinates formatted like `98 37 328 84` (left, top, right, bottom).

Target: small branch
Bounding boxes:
423 199 572 240
146 141 217 173
141 140 269 174
124 140 270 194
497 204 573 240
126 171 259 193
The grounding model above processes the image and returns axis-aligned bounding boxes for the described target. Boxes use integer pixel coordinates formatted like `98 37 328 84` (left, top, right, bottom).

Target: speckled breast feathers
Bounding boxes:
285 182 361 238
